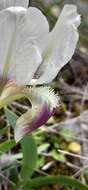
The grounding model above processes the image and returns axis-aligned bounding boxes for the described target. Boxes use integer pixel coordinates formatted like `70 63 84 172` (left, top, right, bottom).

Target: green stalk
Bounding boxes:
20 135 38 181
24 175 88 190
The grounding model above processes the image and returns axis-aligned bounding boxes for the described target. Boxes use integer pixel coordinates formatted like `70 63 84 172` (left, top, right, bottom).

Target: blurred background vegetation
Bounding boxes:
0 0 88 189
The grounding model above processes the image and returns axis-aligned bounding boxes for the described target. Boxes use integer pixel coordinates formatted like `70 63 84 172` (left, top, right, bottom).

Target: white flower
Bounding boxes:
0 0 81 142
0 0 28 10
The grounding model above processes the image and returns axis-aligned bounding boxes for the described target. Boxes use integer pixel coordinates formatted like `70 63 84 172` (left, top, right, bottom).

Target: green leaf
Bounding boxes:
4 108 38 186
84 168 88 180
38 143 50 154
5 107 18 128
24 175 88 190
5 108 38 181
0 140 16 154
36 157 45 169
50 150 65 162
0 127 6 136
20 135 38 181
60 129 75 141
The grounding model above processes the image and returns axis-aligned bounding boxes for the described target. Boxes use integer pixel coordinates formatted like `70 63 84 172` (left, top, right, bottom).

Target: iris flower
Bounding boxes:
0 0 81 142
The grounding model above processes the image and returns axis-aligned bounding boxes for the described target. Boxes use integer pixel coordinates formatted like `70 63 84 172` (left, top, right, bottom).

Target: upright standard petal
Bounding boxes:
14 87 59 142
0 0 29 10
9 7 49 85
32 4 81 84
0 7 26 79
0 7 49 85
0 9 18 78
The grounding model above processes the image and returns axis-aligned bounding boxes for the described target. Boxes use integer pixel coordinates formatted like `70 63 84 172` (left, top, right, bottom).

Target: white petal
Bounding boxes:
9 7 49 85
0 7 26 78
0 10 17 77
32 4 81 84
23 7 49 52
12 44 42 85
0 0 29 10
0 7 49 85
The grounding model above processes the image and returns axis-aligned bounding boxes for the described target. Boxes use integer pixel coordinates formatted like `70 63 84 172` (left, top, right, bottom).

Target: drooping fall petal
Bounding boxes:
31 4 81 84
14 87 59 142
